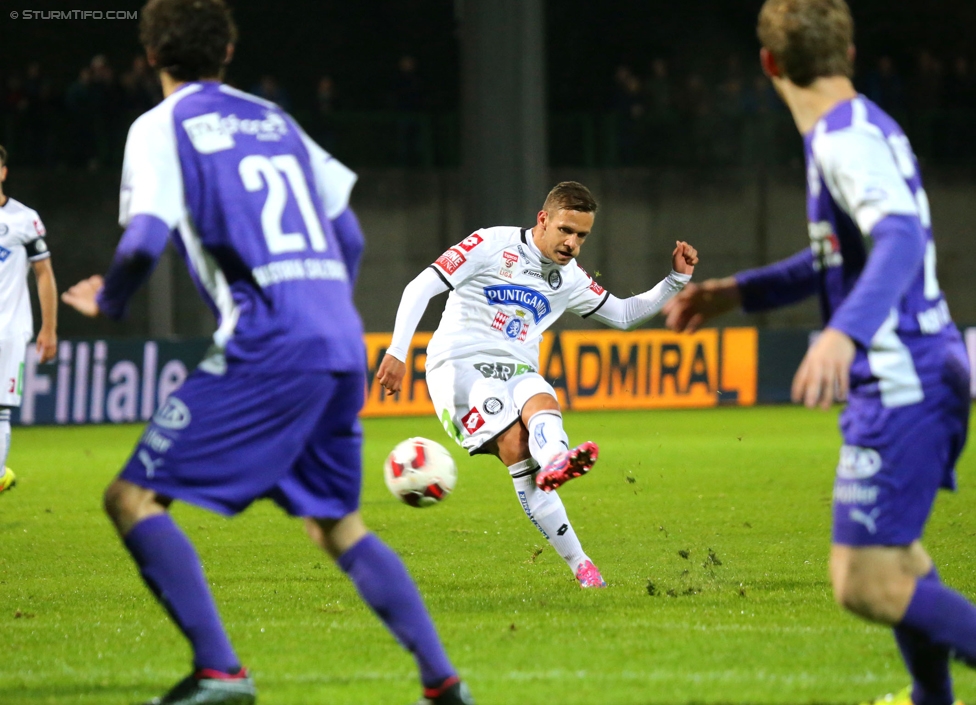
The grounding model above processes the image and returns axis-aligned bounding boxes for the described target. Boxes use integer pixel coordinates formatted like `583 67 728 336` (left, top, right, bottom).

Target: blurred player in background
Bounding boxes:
0 144 58 495
664 2 973 703
61 2 472 704
377 181 697 588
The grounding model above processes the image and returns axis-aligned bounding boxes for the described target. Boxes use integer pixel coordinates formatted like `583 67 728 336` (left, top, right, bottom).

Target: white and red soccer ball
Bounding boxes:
384 437 458 507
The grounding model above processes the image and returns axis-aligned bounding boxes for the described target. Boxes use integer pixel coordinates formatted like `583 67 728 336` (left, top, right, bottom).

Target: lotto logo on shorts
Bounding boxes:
457 233 484 252
461 407 485 434
491 312 510 331
435 248 466 275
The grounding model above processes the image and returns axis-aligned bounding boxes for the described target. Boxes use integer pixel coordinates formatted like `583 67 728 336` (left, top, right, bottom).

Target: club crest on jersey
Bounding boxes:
505 317 523 340
0 246 10 263
547 270 562 290
435 247 466 275
0 223 8 236
461 407 485 434
483 397 504 415
483 285 551 323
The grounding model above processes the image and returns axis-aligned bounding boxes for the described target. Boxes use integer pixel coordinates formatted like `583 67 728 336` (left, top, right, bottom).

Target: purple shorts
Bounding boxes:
119 365 364 518
832 355 970 547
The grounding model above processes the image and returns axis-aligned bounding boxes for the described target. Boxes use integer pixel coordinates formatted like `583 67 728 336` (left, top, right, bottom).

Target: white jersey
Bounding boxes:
0 197 50 339
426 226 609 370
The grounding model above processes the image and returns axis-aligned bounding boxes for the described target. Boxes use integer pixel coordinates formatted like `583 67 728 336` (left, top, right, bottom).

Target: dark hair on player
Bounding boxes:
139 0 238 82
543 181 599 214
757 0 854 87
0 144 7 168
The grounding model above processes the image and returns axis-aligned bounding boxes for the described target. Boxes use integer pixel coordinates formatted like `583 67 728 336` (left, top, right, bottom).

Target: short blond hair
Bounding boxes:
543 181 598 214
757 0 854 87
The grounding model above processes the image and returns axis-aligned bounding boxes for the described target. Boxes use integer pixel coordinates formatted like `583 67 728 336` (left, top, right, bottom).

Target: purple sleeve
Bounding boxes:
96 214 170 320
331 207 365 286
828 214 926 347
734 248 818 313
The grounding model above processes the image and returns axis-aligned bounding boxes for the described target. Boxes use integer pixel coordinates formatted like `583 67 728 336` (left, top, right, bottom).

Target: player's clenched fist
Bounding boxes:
376 353 407 394
672 241 699 275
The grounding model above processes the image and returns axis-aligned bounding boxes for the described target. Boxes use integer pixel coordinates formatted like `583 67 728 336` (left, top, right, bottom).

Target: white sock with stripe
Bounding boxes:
508 458 588 573
526 410 570 469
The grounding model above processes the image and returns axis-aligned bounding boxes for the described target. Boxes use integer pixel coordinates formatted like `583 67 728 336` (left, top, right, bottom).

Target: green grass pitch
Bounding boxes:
3 406 976 705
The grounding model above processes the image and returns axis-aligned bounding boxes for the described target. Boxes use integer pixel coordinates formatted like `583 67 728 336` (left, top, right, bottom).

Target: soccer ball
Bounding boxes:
384 437 458 508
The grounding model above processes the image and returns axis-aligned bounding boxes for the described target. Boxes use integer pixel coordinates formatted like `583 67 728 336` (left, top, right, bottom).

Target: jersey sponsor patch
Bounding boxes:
483 284 552 323
588 278 605 295
461 407 485 434
32 219 46 237
182 112 237 154
502 250 519 267
435 247 467 275
457 233 484 252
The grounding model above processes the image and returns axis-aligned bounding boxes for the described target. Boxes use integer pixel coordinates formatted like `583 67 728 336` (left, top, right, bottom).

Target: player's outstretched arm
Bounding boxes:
664 247 819 333
32 258 58 362
588 241 698 331
63 215 169 321
376 268 449 394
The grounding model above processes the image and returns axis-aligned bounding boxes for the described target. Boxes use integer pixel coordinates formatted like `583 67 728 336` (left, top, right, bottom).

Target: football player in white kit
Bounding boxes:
0 144 59 494
377 181 697 587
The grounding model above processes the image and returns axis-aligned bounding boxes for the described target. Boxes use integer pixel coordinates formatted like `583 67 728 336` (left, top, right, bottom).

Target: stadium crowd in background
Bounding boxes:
0 49 974 170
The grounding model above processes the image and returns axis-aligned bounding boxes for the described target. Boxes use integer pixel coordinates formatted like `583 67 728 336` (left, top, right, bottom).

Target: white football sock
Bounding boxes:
509 458 588 572
0 408 11 475
526 410 569 469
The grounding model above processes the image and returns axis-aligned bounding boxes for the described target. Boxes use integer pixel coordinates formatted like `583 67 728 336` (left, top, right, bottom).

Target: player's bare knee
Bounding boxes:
310 512 368 560
493 422 531 467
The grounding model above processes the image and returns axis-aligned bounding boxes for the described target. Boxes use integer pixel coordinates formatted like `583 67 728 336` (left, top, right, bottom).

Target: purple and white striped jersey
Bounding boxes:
113 81 364 372
738 95 964 408
805 95 956 405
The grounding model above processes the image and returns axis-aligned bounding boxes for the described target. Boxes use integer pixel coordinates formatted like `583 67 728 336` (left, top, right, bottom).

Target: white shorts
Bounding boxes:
426 357 544 455
0 335 30 407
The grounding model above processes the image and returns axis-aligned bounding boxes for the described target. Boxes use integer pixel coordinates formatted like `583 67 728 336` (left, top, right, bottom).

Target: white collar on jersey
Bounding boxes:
520 227 555 265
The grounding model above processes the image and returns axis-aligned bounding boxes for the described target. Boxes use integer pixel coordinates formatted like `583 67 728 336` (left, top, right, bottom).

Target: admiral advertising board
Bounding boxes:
12 327 975 425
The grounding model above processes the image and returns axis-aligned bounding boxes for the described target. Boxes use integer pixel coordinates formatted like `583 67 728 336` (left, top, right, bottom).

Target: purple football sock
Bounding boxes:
901 565 976 669
895 569 953 705
338 534 456 688
123 514 240 673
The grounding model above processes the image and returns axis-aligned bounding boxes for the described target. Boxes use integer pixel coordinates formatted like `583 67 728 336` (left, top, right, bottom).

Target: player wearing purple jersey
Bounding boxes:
664 2 972 704
61 2 472 704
